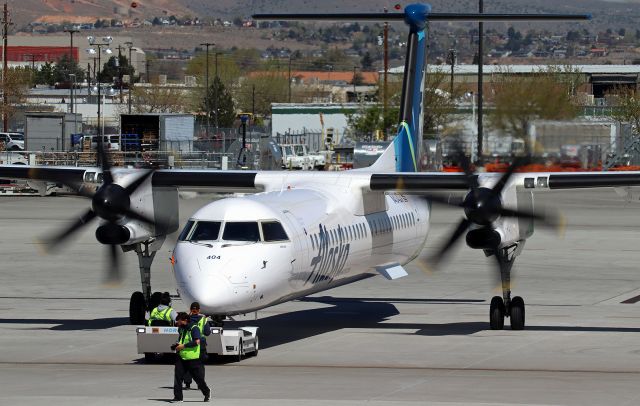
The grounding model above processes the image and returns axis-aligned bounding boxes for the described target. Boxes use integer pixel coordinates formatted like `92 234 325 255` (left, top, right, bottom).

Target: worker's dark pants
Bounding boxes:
183 345 207 386
173 357 209 400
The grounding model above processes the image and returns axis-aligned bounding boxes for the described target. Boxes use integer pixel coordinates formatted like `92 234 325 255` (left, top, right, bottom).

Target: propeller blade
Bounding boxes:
430 218 471 267
451 142 478 190
96 137 113 185
124 170 154 195
104 244 122 285
42 209 97 251
492 156 531 195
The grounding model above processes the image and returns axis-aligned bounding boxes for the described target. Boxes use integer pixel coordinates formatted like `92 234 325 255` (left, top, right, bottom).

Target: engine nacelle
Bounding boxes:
96 223 131 245
466 227 503 250
110 170 180 245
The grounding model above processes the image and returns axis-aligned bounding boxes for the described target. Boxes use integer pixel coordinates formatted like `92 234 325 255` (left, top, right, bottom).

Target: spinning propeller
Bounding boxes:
42 139 160 283
423 147 562 270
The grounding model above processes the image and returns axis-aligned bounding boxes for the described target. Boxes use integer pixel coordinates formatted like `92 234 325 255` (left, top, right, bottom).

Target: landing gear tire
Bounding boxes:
489 296 505 330
509 296 525 330
236 339 244 362
129 291 146 325
251 335 259 357
149 291 162 311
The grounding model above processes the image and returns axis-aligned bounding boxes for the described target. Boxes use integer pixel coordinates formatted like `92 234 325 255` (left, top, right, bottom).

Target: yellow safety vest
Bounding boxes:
148 306 173 326
178 325 200 361
196 315 207 334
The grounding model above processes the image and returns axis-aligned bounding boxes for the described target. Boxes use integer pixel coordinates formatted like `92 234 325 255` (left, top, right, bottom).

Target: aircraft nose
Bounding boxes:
173 247 237 315
180 272 236 315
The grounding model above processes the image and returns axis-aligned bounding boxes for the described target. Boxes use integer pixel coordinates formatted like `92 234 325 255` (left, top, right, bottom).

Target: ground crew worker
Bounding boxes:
183 302 211 389
148 292 177 326
171 312 211 403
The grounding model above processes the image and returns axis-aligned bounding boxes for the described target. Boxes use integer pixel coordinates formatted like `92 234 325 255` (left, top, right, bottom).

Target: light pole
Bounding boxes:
64 28 79 115
125 41 133 114
87 36 113 138
214 51 223 131
200 42 214 138
352 66 358 102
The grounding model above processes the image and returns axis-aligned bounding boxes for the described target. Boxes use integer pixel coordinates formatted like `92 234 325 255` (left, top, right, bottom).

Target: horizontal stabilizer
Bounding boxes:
376 264 409 280
252 13 591 22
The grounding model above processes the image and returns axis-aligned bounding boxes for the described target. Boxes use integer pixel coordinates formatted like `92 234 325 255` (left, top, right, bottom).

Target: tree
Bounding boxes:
98 55 134 83
611 87 640 135
422 68 463 137
351 72 365 86
129 82 191 113
0 68 30 123
361 52 374 70
53 54 85 84
489 66 583 147
236 71 288 117
34 62 56 86
186 52 240 88
203 76 236 127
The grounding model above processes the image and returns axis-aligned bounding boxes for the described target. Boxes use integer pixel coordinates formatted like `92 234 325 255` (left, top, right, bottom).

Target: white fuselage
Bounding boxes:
172 172 430 315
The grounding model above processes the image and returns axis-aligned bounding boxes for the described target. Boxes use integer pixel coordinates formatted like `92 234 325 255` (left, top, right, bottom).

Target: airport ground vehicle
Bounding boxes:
0 133 24 151
280 143 326 170
136 324 259 362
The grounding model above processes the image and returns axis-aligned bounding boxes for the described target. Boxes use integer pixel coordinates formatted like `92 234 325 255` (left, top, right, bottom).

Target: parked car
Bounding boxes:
82 135 121 151
0 132 24 151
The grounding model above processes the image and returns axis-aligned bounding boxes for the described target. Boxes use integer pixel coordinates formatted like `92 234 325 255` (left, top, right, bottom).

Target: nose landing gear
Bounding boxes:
128 240 160 325
488 244 526 331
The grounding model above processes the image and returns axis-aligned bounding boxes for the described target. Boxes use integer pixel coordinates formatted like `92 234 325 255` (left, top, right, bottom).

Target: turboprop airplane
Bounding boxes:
2 4 639 332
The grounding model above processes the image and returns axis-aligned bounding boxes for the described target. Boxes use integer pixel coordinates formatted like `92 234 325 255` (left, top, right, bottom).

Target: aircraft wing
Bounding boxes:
0 165 262 193
368 172 640 192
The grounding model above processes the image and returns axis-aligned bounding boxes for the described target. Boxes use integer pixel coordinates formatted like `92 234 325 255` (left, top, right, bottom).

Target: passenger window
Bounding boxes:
223 222 260 242
261 221 289 242
178 220 195 241
191 221 222 241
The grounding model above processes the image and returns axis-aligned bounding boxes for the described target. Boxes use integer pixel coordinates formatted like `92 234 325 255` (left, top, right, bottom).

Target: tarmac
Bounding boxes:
1 189 640 405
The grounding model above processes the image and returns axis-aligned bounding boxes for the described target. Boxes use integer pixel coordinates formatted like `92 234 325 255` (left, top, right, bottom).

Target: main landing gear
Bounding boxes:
488 244 525 330
127 240 162 325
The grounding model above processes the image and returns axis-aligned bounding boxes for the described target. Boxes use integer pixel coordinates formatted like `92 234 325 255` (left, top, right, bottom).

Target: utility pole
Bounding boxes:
115 44 125 103
252 84 255 118
477 0 484 163
125 41 133 114
448 40 457 95
353 66 357 102
64 28 79 116
383 6 389 140
200 42 214 138
214 52 221 131
2 3 12 132
288 55 292 103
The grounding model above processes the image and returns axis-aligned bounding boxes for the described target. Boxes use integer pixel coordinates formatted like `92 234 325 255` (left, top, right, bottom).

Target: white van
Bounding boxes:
82 135 121 151
0 133 24 151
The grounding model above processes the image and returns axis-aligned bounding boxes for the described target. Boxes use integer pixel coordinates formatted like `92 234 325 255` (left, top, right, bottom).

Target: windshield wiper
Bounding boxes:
188 240 213 248
221 241 257 248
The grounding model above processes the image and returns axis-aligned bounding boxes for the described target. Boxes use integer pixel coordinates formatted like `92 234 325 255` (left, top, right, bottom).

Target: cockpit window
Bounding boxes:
190 221 222 241
178 220 195 241
261 221 289 242
222 222 260 242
